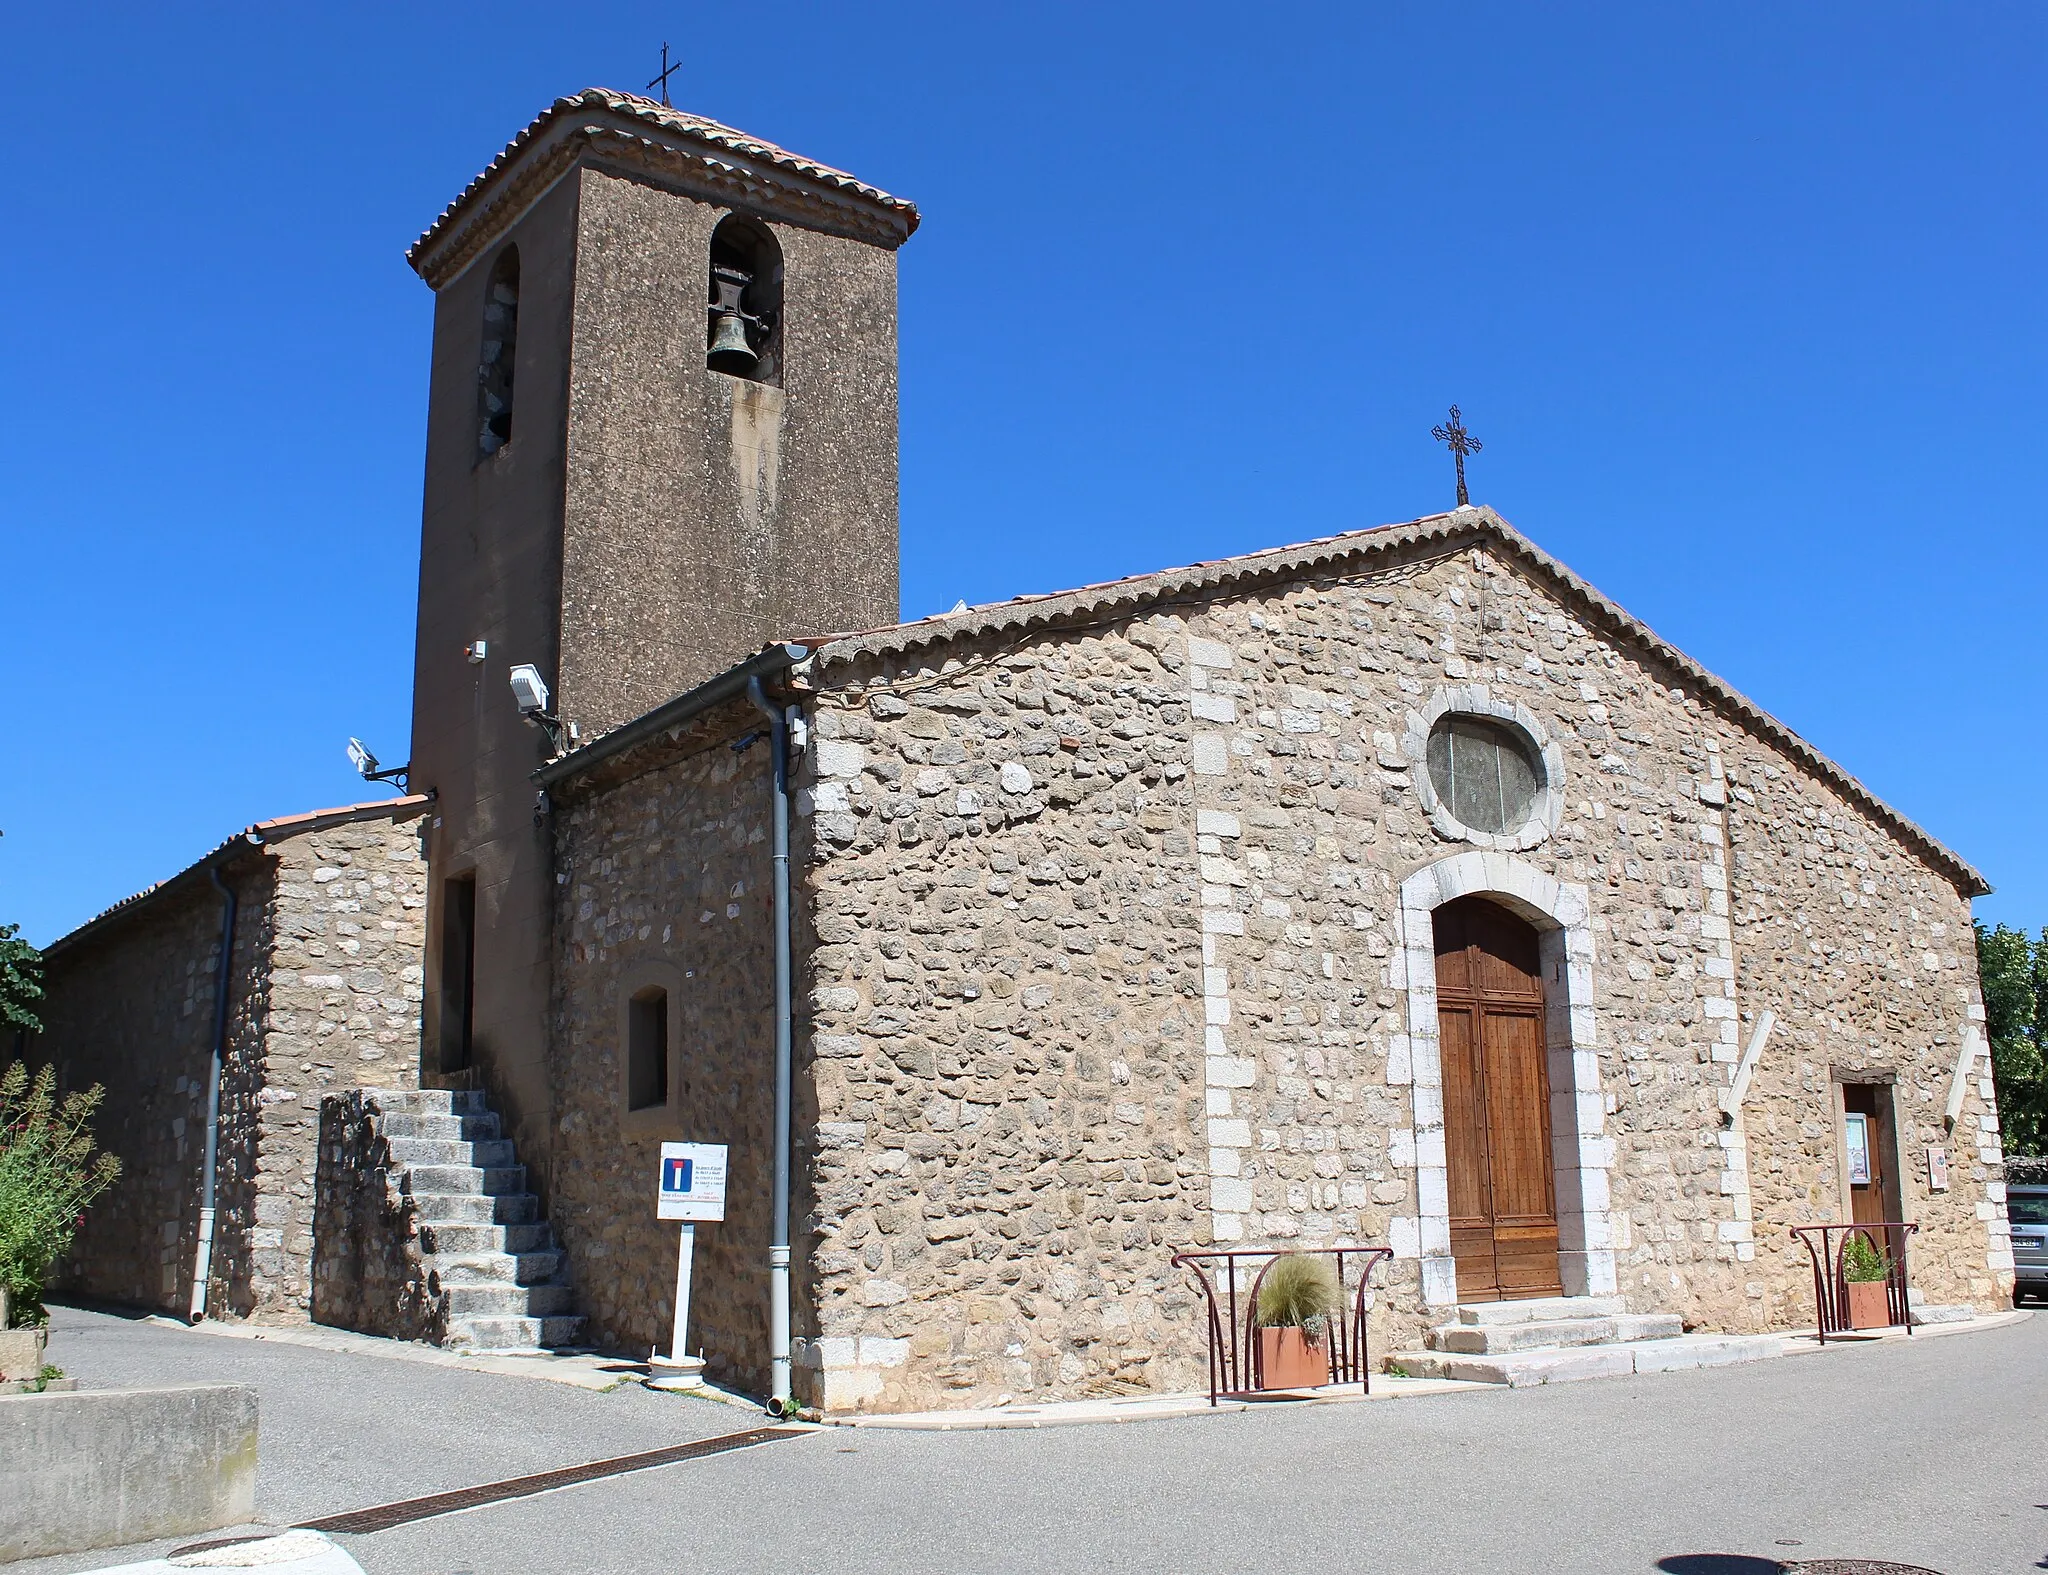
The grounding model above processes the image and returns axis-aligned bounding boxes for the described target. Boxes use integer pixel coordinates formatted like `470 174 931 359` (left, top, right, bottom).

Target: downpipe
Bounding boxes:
192 864 237 1322
747 676 797 1413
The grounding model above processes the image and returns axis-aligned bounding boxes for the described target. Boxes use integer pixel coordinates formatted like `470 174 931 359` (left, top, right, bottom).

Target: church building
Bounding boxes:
30 89 2014 1414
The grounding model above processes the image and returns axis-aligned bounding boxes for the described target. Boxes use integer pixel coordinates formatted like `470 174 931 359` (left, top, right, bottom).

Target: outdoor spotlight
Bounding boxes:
344 736 411 792
509 664 552 717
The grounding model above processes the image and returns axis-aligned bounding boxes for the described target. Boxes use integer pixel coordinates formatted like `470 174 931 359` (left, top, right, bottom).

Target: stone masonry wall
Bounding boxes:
31 808 427 1324
34 863 267 1316
549 705 778 1392
791 537 2001 1411
240 819 427 1321
309 1089 445 1342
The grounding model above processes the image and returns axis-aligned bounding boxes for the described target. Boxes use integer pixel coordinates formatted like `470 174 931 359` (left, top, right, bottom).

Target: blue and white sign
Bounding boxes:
657 1142 729 1222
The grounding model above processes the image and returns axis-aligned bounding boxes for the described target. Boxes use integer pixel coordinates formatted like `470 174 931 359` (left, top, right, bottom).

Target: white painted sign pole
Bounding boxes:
648 1142 728 1392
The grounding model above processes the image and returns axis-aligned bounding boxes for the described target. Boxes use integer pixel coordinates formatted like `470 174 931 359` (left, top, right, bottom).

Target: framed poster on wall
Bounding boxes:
1844 1112 1872 1186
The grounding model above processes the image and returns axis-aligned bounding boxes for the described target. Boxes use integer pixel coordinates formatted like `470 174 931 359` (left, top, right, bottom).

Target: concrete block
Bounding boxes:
0 1326 47 1382
1628 1334 1784 1373
0 1384 258 1562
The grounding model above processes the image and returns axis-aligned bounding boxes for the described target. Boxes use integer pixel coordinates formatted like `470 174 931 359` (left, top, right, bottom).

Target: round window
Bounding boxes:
1425 714 1543 836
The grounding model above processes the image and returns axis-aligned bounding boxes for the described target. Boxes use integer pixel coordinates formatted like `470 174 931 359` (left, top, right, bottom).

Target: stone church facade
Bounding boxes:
545 511 2009 1411
26 88 2012 1412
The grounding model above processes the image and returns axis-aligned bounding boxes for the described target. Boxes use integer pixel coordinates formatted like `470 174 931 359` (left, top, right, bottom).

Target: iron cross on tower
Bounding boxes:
1432 405 1483 507
648 42 682 106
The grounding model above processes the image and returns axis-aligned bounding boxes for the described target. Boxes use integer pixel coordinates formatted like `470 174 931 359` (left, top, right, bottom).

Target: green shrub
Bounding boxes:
0 1062 121 1325
1256 1253 1341 1341
1841 1232 1891 1283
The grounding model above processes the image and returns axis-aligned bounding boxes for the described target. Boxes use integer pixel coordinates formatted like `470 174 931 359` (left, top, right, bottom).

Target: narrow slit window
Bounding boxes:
628 987 669 1111
438 874 476 1073
476 247 520 458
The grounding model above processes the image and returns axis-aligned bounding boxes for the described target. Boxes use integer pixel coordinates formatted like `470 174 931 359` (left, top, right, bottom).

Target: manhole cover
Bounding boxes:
1781 1562 1945 1575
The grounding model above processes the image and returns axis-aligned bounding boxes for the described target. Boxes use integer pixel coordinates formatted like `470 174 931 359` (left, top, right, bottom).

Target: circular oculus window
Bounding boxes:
1425 714 1543 837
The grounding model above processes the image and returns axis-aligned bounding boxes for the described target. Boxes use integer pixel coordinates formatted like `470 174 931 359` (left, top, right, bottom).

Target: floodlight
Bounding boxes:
347 738 379 778
509 664 551 717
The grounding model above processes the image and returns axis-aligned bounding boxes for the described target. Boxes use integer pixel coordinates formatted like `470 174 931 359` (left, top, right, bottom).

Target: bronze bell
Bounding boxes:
707 264 759 374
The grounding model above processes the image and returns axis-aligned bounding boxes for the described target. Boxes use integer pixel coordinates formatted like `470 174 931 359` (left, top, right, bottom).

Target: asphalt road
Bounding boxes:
24 1306 2048 1575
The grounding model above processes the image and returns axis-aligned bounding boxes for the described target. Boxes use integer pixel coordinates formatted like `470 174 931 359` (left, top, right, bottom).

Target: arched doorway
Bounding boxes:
1435 895 1564 1301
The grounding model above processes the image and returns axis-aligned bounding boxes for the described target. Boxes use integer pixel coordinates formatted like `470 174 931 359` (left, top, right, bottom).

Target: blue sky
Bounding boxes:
2 2 2043 945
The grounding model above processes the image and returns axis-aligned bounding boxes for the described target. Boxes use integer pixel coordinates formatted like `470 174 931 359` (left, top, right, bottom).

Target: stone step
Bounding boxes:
435 1250 564 1286
443 1280 575 1318
402 1164 526 1196
445 1315 584 1352
1430 1313 1684 1355
385 1136 517 1168
418 1220 553 1256
408 1191 541 1226
1455 1296 1627 1327
1395 1331 1784 1387
379 1111 502 1142
378 1089 488 1116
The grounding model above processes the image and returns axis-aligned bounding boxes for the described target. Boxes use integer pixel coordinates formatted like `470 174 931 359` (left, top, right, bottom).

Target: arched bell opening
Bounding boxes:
706 214 784 385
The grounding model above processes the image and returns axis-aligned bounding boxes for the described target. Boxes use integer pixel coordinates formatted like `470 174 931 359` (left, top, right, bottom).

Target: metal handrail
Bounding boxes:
1169 1246 1394 1406
1790 1221 1919 1344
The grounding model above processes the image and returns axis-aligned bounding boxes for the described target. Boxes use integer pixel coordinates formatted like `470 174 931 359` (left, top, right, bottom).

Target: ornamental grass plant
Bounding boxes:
0 1061 121 1326
1255 1253 1342 1344
1841 1231 1892 1284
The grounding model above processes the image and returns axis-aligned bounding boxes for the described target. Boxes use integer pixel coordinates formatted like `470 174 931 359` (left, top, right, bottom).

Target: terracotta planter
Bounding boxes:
1259 1326 1331 1389
1845 1278 1892 1330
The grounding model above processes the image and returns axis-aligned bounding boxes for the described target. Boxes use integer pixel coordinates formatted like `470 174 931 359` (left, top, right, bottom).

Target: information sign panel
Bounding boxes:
658 1142 729 1222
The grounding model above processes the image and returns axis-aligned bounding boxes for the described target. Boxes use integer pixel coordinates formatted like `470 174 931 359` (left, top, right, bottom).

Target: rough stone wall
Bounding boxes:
33 864 267 1315
796 623 1210 1412
548 704 778 1391
309 1090 444 1341
1718 737 2006 1317
791 539 2001 1410
237 821 427 1321
30 810 427 1324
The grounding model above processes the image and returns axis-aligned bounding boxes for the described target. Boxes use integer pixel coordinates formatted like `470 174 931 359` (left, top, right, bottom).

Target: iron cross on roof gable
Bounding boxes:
1432 405 1483 507
648 42 682 107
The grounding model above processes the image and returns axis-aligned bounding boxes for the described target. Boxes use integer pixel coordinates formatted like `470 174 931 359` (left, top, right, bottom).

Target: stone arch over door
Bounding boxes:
1392 853 1613 1306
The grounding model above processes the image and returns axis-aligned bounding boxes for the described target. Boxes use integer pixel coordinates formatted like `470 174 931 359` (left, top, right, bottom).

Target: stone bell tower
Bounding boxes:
403 89 916 1176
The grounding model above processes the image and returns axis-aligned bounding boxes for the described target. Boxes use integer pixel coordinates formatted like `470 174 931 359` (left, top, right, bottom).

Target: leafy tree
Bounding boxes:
0 925 41 1037
1976 921 2048 1159
0 1061 121 1325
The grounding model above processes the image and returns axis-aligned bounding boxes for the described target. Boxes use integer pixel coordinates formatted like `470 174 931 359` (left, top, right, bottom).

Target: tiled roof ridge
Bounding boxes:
408 87 918 284
800 507 1989 898
42 795 432 960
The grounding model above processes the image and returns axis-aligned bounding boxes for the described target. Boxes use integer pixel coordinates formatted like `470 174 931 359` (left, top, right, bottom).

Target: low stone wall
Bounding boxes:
310 1090 445 1343
0 1384 258 1561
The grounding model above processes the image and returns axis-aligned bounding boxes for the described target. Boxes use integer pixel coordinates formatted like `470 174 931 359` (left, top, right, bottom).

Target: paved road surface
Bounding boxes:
25 1306 2047 1575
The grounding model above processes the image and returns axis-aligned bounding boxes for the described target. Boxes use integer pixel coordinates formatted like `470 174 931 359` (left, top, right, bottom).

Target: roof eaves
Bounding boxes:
41 796 433 963
409 88 919 287
804 507 1990 900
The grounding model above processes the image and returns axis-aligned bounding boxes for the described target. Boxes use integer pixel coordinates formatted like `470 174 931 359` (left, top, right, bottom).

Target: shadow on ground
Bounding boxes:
1657 1558 1783 1575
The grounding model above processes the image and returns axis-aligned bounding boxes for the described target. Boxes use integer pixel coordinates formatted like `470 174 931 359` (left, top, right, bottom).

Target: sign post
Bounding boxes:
647 1142 728 1391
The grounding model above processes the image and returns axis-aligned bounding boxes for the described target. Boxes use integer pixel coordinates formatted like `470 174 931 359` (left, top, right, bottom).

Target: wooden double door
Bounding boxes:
1435 896 1564 1302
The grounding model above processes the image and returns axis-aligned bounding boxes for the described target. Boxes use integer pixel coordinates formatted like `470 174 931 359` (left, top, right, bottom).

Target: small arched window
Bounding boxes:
476 247 520 458
706 215 783 386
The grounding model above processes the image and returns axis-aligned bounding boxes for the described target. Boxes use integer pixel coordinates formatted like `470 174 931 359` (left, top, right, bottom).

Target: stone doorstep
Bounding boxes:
1394 1332 1788 1387
0 1377 78 1394
1453 1295 1627 1327
1429 1313 1684 1355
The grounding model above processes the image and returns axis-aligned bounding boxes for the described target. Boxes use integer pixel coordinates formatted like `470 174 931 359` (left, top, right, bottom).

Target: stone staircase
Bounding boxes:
378 1089 582 1352
1392 1296 1783 1387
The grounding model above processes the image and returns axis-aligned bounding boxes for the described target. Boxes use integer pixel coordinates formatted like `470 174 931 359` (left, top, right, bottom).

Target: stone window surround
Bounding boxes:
1403 685 1564 852
1391 851 1615 1306
617 959 686 1139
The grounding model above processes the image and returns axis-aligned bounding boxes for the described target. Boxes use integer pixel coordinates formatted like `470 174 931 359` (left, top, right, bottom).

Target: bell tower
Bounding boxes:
404 89 916 1175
